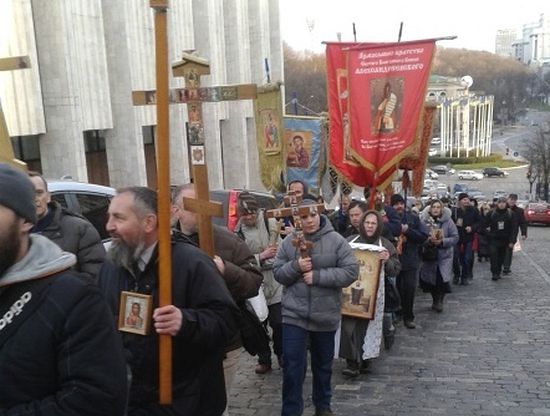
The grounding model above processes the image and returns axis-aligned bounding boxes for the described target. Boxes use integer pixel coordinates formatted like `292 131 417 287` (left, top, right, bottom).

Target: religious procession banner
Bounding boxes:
346 40 436 182
325 42 372 187
284 115 325 195
254 82 285 192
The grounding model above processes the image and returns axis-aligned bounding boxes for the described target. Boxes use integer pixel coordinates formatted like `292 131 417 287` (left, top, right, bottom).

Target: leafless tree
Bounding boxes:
523 123 550 201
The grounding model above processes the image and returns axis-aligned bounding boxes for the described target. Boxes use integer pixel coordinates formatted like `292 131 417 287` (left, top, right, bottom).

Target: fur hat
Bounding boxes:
237 191 259 214
390 194 405 206
457 192 469 202
0 164 37 224
497 196 507 204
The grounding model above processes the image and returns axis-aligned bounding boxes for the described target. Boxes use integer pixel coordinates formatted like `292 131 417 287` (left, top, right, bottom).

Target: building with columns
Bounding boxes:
427 75 494 158
0 0 282 190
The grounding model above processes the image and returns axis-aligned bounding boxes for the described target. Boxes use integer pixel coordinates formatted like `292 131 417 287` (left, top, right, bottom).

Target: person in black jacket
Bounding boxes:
451 193 481 285
503 193 528 275
98 186 238 416
484 197 518 281
0 164 127 415
28 171 106 282
391 194 429 329
171 183 263 405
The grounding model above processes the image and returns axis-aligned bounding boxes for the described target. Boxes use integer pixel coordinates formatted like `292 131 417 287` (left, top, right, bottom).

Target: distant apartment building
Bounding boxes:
495 29 518 58
501 13 550 67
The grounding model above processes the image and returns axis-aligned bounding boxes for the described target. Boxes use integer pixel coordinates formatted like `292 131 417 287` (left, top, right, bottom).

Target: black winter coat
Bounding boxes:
397 210 429 271
33 202 106 282
0 272 127 415
484 208 518 245
98 238 239 416
452 206 481 243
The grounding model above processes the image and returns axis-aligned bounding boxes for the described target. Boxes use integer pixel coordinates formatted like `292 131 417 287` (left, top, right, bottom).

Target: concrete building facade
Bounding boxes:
0 0 282 190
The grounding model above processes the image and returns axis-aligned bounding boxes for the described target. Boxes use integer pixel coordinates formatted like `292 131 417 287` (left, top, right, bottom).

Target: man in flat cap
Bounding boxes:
0 164 127 415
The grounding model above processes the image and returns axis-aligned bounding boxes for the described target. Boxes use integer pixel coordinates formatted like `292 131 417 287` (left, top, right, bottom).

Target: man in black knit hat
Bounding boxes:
0 164 127 415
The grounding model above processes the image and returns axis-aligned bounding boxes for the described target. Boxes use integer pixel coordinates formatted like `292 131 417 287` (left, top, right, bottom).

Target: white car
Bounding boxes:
425 169 439 179
457 170 484 181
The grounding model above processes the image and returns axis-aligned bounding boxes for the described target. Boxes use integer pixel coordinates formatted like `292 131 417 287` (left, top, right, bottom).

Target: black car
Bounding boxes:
482 167 509 178
209 189 278 231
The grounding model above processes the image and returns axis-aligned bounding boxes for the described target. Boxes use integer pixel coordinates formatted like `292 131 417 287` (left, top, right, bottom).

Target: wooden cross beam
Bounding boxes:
167 52 257 256
0 56 31 170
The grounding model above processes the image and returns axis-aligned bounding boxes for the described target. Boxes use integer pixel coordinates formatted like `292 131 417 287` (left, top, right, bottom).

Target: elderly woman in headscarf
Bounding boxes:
419 199 459 312
339 210 401 377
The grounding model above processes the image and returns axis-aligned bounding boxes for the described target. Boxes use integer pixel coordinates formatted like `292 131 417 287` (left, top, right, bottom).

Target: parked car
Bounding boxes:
431 165 456 175
524 202 550 225
468 191 487 201
209 189 278 231
425 169 439 180
48 180 116 242
457 170 484 181
452 183 469 194
431 137 441 145
482 167 509 178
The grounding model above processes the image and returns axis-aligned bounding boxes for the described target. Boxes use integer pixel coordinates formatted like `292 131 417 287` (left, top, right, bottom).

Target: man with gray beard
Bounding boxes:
98 186 238 416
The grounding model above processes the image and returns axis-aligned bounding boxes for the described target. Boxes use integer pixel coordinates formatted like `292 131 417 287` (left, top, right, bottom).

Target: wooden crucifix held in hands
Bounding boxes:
266 191 325 258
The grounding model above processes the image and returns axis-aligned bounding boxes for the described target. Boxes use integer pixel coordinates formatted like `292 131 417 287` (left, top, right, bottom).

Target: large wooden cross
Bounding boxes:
0 56 31 169
134 52 257 256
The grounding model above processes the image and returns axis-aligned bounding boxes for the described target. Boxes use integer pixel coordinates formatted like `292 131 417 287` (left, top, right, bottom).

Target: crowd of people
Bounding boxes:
0 165 527 416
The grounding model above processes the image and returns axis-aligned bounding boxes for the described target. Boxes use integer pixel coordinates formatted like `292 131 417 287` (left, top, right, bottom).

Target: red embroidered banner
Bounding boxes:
325 42 372 187
347 41 436 181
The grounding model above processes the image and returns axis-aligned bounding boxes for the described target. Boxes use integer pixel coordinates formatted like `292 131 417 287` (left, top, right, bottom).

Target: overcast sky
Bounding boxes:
279 0 550 53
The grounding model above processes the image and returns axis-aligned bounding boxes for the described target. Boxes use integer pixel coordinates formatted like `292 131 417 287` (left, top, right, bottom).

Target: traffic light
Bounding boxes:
527 170 531 179
505 147 510 156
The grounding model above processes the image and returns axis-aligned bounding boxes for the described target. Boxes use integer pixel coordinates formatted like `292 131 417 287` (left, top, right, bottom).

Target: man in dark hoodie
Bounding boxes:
0 164 127 415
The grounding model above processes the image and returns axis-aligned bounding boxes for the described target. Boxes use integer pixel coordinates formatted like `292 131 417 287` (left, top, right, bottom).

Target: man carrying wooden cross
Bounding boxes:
98 186 239 416
272 197 359 416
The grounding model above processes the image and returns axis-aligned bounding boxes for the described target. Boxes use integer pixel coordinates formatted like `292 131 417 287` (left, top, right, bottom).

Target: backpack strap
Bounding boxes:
0 278 52 350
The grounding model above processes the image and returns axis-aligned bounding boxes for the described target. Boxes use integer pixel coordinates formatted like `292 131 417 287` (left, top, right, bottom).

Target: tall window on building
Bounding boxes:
11 135 41 172
142 125 157 188
84 130 110 185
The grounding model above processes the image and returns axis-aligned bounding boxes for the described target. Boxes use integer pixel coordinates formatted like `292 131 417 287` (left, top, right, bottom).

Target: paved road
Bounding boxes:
227 226 550 416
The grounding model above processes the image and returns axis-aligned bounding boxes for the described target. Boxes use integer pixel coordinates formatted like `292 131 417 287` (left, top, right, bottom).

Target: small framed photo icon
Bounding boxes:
118 291 152 335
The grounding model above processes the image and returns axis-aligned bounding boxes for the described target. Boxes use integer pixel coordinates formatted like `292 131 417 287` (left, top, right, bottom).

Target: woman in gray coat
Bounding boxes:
419 199 459 312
